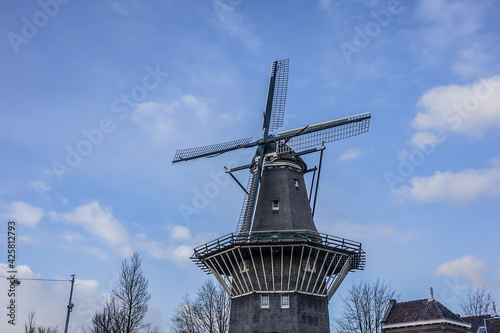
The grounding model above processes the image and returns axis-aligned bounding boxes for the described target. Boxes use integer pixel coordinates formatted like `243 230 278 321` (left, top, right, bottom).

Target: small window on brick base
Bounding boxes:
272 200 279 212
281 295 289 309
261 295 269 308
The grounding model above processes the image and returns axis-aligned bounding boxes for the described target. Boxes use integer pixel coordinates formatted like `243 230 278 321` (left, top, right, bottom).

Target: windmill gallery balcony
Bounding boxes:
191 230 365 300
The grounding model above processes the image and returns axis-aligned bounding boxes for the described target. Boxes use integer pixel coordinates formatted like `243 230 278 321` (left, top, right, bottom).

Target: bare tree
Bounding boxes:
114 252 152 333
459 285 494 316
171 279 230 333
333 279 397 333
171 294 201 333
24 311 59 333
86 252 160 333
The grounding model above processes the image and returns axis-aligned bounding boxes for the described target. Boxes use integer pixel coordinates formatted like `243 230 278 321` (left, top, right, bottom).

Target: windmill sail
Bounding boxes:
276 112 370 154
268 59 289 131
263 59 289 133
172 137 254 164
235 165 258 234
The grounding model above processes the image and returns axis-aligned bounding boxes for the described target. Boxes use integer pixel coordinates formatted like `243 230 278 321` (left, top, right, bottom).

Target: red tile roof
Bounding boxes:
383 299 468 327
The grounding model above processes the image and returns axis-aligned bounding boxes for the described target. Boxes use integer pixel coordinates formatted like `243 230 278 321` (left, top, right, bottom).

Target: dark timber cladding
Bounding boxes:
173 59 371 332
250 154 317 232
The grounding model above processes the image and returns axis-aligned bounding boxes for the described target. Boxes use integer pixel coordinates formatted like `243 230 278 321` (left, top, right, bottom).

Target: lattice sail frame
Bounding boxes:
268 59 289 131
173 137 253 163
276 113 370 154
192 231 365 301
235 165 258 234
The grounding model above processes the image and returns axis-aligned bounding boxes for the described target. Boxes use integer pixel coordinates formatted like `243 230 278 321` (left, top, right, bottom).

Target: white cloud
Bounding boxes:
84 247 110 261
0 263 102 333
393 167 500 203
6 201 44 227
452 42 492 79
132 96 211 139
30 180 51 193
211 1 262 53
416 0 482 43
435 255 489 286
487 156 500 167
170 225 192 241
134 234 169 259
412 75 500 139
339 148 362 161
134 234 193 267
106 0 128 16
217 110 243 127
414 0 491 78
131 101 177 137
50 201 133 257
168 244 194 267
181 95 210 121
408 130 439 149
63 231 83 241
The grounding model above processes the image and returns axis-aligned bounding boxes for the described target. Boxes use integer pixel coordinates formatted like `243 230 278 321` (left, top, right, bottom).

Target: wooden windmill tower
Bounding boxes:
173 59 370 332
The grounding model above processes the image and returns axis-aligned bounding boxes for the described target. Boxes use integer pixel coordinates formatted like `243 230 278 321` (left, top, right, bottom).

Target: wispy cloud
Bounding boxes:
49 201 211 266
393 166 500 203
106 0 129 16
30 180 51 193
339 148 362 161
134 233 193 267
50 201 133 257
181 94 211 121
131 101 178 138
170 225 192 241
435 255 489 286
415 0 482 43
135 226 216 267
5 201 44 227
131 96 212 140
413 0 492 78
211 0 262 53
84 246 110 261
62 231 83 241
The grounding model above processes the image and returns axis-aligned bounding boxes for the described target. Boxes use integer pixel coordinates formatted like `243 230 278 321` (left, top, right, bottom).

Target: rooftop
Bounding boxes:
382 298 470 329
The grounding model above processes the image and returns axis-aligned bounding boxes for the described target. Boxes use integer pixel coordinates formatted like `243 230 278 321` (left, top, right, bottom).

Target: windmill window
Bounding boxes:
261 295 269 308
281 295 289 308
272 200 279 211
294 179 299 189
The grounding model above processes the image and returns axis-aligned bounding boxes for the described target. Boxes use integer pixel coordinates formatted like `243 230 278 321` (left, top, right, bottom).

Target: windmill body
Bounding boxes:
173 59 370 332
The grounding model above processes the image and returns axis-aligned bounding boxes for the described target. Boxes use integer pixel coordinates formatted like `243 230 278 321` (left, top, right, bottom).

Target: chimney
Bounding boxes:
428 287 435 301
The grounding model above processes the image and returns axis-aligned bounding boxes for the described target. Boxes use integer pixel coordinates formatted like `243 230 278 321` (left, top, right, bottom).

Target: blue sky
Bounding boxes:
1 0 500 331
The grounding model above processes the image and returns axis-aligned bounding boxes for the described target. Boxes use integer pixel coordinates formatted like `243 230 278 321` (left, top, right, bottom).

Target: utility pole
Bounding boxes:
64 274 75 333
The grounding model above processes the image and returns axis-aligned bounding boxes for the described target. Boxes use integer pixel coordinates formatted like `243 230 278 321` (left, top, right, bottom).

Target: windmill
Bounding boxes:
173 59 370 332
